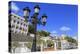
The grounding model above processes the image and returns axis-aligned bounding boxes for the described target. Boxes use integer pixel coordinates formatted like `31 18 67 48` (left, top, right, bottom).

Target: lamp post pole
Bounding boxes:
31 14 38 51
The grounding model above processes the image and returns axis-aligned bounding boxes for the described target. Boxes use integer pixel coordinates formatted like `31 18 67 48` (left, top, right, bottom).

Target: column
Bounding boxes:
54 41 57 50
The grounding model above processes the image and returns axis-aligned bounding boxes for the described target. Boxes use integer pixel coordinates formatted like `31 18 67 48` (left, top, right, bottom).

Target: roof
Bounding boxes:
10 12 25 21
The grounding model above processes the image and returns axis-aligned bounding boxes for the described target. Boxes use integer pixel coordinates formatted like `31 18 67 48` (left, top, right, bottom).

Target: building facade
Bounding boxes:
61 34 77 50
9 13 32 53
10 13 29 35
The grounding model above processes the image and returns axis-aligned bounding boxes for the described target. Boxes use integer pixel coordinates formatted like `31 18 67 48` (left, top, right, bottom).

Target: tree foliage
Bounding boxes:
28 24 34 34
64 36 77 44
28 24 50 37
37 30 50 37
46 40 54 47
36 38 45 45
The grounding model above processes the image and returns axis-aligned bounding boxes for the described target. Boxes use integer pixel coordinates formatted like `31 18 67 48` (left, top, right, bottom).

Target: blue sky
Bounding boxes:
10 1 78 37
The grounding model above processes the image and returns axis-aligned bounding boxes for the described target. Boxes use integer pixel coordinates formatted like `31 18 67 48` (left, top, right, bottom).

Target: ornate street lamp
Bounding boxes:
23 7 31 20
23 5 47 52
34 5 40 15
42 14 47 26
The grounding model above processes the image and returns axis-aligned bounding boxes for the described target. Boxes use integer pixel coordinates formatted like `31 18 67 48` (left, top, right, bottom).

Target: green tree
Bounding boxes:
28 24 50 37
28 24 34 34
46 40 54 48
64 36 77 44
37 30 50 37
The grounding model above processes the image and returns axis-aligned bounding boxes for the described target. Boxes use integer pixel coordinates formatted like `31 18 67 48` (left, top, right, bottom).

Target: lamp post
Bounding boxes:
23 5 47 52
23 7 31 19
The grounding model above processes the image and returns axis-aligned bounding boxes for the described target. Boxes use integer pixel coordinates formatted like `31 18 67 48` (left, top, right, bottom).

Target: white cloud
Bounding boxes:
11 2 19 11
50 30 58 36
51 30 57 34
60 26 71 31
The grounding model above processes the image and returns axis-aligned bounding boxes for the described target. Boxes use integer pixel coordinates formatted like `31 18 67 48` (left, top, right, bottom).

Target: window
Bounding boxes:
24 24 25 26
16 26 18 29
11 25 15 28
21 23 22 25
14 16 16 18
17 21 19 24
18 17 19 19
15 31 17 33
11 29 14 32
14 20 16 23
20 27 22 30
21 19 23 21
11 15 14 18
26 25 27 27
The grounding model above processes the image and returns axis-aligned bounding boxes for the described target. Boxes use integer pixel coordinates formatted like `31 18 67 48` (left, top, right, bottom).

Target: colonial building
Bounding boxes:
9 13 33 53
10 13 29 34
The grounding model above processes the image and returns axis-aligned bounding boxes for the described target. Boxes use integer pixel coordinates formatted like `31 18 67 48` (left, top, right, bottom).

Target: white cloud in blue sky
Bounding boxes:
50 30 58 36
11 2 19 12
51 30 57 34
60 26 71 31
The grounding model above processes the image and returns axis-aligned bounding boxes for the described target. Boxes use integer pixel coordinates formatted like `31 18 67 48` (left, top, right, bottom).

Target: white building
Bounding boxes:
61 34 77 50
51 36 61 50
10 13 29 35
9 13 31 53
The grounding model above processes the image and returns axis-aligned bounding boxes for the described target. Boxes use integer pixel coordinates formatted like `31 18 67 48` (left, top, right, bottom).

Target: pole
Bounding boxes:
31 15 37 52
